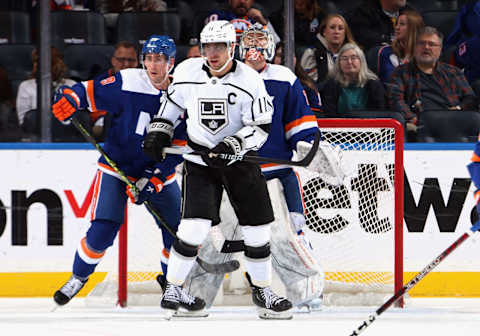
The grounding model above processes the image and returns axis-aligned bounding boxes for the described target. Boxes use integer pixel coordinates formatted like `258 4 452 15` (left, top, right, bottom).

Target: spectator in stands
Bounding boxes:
445 0 480 48
347 0 414 51
16 47 76 129
321 43 386 116
0 66 21 141
206 0 280 43
91 41 139 140
377 10 424 85
445 1 480 93
388 26 477 141
186 45 201 58
270 0 327 46
300 14 356 89
274 42 323 117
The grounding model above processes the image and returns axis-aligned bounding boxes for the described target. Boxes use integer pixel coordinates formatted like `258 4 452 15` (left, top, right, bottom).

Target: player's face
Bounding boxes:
201 42 231 71
339 49 361 78
394 14 408 41
323 17 346 48
111 47 138 73
144 53 171 86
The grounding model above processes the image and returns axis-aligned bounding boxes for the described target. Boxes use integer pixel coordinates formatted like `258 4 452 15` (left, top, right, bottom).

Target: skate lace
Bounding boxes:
61 277 84 296
260 287 283 309
179 287 195 305
163 284 180 302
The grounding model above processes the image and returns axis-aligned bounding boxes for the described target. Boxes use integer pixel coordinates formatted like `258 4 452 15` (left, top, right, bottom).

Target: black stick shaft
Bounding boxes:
70 117 239 274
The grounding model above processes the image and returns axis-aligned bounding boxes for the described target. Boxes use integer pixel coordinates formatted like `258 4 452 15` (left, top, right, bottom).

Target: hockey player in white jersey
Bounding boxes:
143 20 293 319
183 23 324 312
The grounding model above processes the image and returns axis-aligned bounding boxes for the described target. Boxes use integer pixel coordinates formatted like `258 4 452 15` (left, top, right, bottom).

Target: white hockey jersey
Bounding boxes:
157 57 273 160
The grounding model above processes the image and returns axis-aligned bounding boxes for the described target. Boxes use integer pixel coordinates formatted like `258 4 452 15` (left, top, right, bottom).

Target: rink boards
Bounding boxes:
0 143 479 297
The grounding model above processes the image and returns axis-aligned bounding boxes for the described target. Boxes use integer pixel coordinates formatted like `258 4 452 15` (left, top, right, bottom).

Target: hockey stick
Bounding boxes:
163 131 321 167
70 116 240 274
349 221 480 336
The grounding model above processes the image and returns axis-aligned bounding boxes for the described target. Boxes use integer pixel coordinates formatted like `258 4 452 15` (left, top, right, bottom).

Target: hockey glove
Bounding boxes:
126 168 164 205
143 117 174 162
52 86 80 121
202 136 243 168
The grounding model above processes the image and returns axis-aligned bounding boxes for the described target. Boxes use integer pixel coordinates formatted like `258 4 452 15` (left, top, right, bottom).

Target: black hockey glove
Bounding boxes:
143 118 174 162
202 136 243 168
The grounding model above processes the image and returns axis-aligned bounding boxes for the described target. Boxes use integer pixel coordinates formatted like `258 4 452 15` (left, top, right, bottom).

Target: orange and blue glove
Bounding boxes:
126 168 165 205
52 86 80 122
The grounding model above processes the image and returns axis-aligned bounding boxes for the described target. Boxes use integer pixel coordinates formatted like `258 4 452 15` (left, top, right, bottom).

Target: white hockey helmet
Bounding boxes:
200 20 236 72
239 23 275 62
200 20 236 45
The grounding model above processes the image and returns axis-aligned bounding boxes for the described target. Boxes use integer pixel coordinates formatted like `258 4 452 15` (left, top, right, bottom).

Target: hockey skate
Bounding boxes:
161 281 207 318
246 272 293 320
53 275 88 306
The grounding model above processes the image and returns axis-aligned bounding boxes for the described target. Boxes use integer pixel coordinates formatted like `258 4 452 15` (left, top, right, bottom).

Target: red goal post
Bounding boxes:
108 118 404 308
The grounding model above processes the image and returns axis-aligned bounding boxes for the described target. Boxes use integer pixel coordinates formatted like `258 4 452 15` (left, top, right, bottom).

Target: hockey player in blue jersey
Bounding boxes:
468 135 480 216
51 35 204 312
239 23 325 309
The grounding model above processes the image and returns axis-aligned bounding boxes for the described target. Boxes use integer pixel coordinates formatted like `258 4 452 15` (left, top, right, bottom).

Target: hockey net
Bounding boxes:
86 118 404 307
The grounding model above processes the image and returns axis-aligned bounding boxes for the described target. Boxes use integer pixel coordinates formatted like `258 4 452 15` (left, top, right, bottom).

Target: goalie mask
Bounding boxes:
239 23 275 62
200 20 236 72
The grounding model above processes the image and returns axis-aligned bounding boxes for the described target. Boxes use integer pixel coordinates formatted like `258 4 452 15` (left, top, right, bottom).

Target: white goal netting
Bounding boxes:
87 118 404 307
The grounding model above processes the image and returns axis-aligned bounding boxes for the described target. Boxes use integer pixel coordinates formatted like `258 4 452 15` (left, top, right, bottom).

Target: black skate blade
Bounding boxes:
196 258 240 274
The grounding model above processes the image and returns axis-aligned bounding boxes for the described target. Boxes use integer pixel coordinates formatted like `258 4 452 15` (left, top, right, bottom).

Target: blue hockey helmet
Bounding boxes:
141 35 176 60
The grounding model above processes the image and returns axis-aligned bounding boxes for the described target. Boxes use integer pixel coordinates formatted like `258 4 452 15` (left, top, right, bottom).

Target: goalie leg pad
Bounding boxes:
267 179 325 306
177 218 212 246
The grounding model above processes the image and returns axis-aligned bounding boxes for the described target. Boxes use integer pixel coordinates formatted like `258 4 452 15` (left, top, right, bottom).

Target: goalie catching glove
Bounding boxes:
52 86 80 122
202 135 244 168
143 117 174 162
126 168 165 204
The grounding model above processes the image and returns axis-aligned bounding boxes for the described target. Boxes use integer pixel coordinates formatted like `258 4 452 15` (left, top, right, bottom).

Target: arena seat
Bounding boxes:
0 44 34 81
0 11 31 44
417 110 480 142
421 10 458 41
51 11 107 49
116 11 181 46
63 44 114 81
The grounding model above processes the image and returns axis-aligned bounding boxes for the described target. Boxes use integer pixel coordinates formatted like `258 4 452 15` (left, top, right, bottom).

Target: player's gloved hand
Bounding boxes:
143 117 174 162
126 168 164 205
52 86 80 121
202 136 243 168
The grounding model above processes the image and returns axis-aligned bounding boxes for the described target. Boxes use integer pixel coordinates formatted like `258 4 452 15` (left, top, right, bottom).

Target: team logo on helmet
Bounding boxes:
142 35 176 59
198 98 229 134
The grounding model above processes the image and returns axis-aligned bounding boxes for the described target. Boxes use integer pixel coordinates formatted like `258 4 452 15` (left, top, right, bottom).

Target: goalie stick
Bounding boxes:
163 131 321 167
70 116 240 275
349 221 480 336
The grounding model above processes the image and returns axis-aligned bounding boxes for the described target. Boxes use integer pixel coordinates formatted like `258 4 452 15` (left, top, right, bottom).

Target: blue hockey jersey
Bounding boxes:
257 64 319 173
70 68 185 182
468 135 480 207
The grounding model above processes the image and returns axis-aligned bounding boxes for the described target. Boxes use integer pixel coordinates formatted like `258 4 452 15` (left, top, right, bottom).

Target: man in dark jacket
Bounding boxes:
347 0 413 51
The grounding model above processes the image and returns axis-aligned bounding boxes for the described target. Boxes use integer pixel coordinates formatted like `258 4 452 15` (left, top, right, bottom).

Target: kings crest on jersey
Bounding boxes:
159 57 273 157
68 68 185 179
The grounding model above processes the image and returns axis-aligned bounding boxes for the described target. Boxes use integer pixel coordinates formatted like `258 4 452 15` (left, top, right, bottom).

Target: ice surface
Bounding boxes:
1 298 479 336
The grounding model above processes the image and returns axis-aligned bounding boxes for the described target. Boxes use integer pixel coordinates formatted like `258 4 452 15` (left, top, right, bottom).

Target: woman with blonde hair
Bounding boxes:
321 43 386 116
377 10 424 84
300 13 356 89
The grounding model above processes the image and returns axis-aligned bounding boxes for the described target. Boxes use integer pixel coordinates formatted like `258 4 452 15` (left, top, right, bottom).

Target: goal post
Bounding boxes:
91 118 404 308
